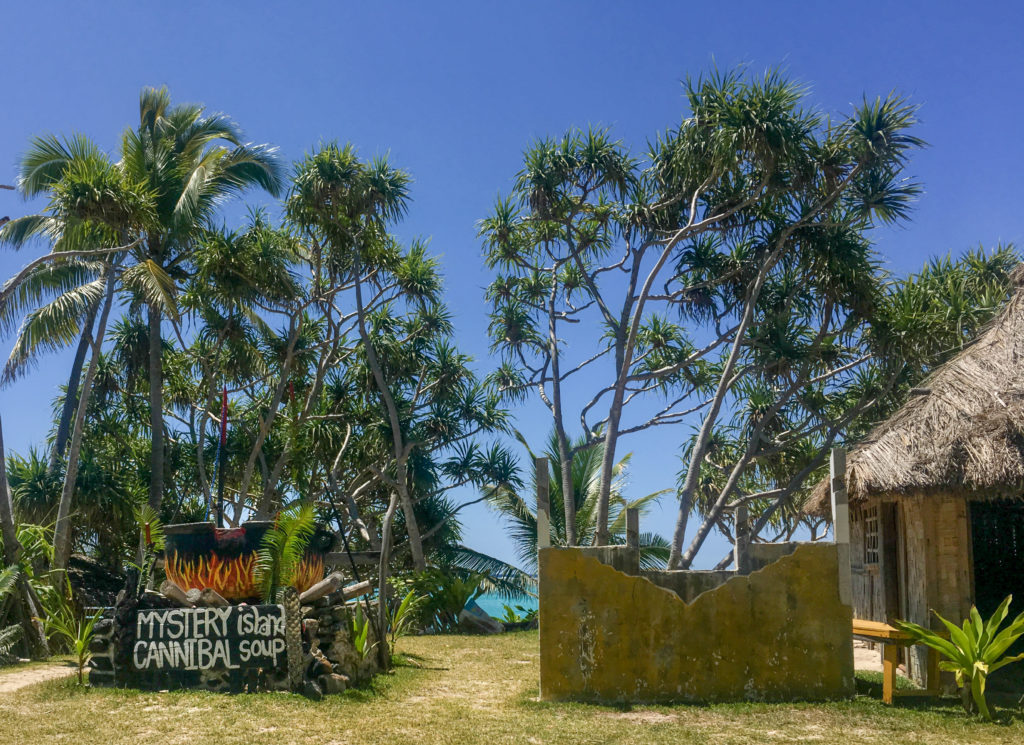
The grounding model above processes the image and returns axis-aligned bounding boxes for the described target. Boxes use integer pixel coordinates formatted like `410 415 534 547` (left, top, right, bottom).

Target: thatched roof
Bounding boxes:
807 265 1024 513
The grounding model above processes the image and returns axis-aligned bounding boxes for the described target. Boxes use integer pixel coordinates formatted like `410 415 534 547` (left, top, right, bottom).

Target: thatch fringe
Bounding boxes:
807 265 1024 513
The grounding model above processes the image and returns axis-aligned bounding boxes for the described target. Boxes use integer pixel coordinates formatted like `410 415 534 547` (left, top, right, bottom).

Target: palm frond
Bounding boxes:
445 544 537 599
0 565 19 600
120 259 178 320
0 259 101 338
2 277 105 386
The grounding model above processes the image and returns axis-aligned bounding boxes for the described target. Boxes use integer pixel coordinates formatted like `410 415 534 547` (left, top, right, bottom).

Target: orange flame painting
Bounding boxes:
166 552 324 601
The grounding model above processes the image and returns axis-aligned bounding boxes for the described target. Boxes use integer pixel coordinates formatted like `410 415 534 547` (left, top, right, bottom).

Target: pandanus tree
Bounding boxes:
282 144 516 668
481 68 925 566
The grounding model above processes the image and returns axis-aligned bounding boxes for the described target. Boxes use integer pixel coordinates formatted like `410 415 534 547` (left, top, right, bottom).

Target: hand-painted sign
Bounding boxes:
131 605 286 672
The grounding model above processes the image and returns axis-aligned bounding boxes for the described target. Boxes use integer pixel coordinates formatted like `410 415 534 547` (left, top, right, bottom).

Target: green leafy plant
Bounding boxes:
412 568 487 632
894 595 1024 721
42 604 103 685
254 502 316 603
0 566 23 661
351 603 376 660
499 604 538 625
133 505 165 594
387 589 426 647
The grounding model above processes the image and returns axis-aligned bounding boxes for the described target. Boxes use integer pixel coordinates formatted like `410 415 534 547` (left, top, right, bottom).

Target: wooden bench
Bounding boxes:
852 618 945 704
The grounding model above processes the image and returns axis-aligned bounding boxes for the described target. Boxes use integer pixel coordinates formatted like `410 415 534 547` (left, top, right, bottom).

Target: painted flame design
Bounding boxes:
166 552 324 600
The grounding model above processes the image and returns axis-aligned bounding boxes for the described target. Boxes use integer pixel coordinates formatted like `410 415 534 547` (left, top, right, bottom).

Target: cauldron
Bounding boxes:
163 521 334 601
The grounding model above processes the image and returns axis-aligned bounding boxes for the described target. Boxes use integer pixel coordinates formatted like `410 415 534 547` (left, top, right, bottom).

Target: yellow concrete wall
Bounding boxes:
539 543 854 703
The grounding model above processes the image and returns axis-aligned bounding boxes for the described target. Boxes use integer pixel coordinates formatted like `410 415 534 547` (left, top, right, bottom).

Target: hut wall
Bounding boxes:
849 497 889 624
899 493 972 686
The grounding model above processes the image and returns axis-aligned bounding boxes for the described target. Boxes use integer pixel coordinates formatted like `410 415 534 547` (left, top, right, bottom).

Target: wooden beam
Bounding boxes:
830 447 852 606
324 550 380 567
625 508 639 551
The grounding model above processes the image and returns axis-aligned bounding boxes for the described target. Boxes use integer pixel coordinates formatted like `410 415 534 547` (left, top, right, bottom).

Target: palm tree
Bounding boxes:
2 136 152 572
117 87 283 522
3 90 281 565
484 431 670 575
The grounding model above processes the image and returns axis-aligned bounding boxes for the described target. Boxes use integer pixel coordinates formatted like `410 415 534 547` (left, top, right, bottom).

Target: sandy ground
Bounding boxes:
0 662 77 693
853 640 910 677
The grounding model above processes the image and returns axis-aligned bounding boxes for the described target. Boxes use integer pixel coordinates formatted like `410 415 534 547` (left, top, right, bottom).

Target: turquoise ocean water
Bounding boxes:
474 592 539 618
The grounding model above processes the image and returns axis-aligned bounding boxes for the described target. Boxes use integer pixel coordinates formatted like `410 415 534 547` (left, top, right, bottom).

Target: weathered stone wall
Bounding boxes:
539 542 854 703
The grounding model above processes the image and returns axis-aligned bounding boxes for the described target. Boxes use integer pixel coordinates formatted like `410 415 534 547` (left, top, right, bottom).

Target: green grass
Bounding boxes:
1 632 1021 744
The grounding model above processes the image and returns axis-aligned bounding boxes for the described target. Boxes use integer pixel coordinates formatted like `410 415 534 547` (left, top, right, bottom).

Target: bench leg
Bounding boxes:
926 646 940 695
882 644 899 705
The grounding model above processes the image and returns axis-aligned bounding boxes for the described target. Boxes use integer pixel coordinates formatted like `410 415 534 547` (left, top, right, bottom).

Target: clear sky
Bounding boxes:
2 0 1022 569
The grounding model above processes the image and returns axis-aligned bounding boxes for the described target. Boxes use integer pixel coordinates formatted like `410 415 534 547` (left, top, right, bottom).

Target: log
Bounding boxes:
198 587 229 607
341 579 373 600
159 580 194 607
299 572 345 604
184 588 202 606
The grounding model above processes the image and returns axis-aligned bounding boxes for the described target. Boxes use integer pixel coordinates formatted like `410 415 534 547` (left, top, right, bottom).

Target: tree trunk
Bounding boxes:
375 492 400 670
0 415 47 658
352 258 426 570
53 269 116 574
0 417 20 567
546 296 576 546
48 298 99 475
592 407 621 546
553 428 576 546
668 285 761 569
147 303 164 516
245 318 301 517
394 456 425 570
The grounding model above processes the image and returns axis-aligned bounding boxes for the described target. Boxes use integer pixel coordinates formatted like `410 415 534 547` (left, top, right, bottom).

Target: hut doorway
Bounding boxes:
879 503 902 622
970 500 1024 619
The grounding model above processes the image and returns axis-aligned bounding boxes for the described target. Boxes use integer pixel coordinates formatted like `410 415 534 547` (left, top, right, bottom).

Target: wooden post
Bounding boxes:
830 447 852 606
882 643 899 705
536 457 550 551
625 508 639 551
734 503 750 574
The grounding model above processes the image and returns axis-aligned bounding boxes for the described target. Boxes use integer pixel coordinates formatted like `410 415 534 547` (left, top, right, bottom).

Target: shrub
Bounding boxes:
894 595 1024 720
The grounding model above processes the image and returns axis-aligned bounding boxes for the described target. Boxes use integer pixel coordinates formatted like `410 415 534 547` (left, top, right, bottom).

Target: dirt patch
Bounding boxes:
0 662 77 693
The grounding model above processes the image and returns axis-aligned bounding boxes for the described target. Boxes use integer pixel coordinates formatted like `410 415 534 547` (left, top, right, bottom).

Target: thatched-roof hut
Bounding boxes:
807 266 1024 686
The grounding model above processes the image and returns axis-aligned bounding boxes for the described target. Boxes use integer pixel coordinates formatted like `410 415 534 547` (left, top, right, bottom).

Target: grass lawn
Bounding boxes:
1 631 1022 744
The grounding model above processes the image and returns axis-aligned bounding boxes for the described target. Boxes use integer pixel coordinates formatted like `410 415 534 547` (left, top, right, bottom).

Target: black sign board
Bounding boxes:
131 605 286 672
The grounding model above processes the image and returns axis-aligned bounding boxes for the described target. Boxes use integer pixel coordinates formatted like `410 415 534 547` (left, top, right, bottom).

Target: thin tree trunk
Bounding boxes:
546 288 576 546
244 318 301 516
0 426 47 655
0 417 23 566
375 492 400 670
352 259 426 571
53 268 116 574
147 303 164 515
48 299 99 474
668 285 760 569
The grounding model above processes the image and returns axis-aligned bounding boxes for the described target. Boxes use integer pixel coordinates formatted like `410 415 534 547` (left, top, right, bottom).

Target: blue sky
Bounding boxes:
1 1 1022 569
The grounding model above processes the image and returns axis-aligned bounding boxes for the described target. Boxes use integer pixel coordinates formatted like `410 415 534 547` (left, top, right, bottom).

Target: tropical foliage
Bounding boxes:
254 502 317 603
894 595 1024 720
484 431 670 574
0 566 22 662
0 69 1021 657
